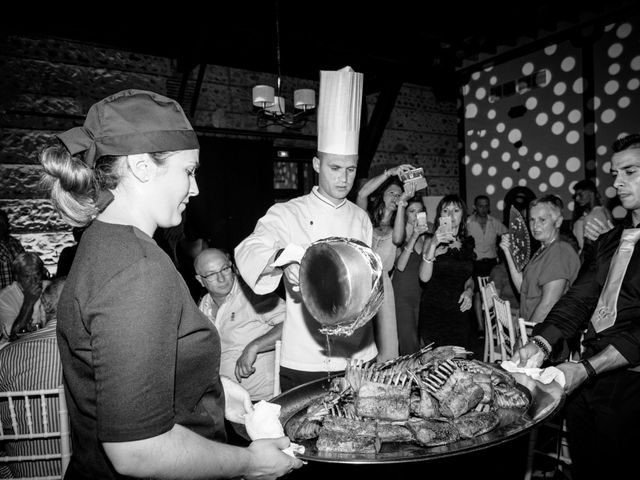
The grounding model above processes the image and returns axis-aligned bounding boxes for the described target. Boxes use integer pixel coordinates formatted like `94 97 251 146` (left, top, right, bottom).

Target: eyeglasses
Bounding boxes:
200 265 233 281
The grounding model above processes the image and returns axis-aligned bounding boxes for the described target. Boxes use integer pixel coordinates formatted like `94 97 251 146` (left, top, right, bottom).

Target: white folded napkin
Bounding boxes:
244 400 305 458
501 360 566 388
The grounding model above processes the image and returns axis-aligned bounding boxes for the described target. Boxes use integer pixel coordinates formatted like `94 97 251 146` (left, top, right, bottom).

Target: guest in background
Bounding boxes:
0 252 49 347
356 163 416 359
55 226 85 278
0 276 65 478
195 248 284 402
38 89 300 479
393 196 430 355
0 209 25 290
418 194 476 350
512 133 640 479
500 195 580 325
467 195 507 335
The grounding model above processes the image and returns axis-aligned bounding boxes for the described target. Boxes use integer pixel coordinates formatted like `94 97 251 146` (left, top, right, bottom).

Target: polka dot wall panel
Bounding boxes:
463 14 640 219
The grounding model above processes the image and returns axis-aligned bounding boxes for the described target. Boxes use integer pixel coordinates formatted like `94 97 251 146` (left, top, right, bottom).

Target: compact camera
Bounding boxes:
398 167 428 193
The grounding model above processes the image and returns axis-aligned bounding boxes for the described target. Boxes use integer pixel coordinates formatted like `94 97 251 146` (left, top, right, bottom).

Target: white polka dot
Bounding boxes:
539 183 548 192
484 65 494 73
613 205 627 219
486 184 496 195
554 82 567 95
569 180 578 192
508 129 522 143
573 78 584 94
604 80 620 95
497 200 505 210
488 166 497 177
497 123 506 133
601 109 616 124
604 23 615 33
568 109 581 123
631 56 640 71
609 63 621 75
566 131 580 144
536 112 549 126
565 157 581 172
481 150 489 159
525 97 538 110
605 186 617 198
628 78 640 90
534 152 543 161
463 155 471 165
465 103 478 118
560 56 576 72
544 44 557 55
502 152 511 162
608 43 623 59
472 163 483 175
518 146 528 156
518 179 527 186
487 109 496 119
568 200 575 211
587 96 601 110
549 172 565 188
489 76 498 85
502 177 513 189
512 161 521 170
461 84 470 96
551 121 565 135
522 62 535 76
466 129 475 136
552 101 565 115
475 87 487 100
546 155 559 168
528 166 541 179
597 145 607 155
602 161 611 174
616 23 632 39
470 141 478 151
491 138 500 148
619 96 631 108
471 72 481 81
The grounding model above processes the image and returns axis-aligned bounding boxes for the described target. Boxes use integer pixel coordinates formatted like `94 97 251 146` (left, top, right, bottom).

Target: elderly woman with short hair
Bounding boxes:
500 195 580 325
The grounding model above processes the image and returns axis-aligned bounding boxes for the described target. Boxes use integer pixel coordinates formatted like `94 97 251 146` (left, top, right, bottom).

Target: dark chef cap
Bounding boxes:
57 89 199 167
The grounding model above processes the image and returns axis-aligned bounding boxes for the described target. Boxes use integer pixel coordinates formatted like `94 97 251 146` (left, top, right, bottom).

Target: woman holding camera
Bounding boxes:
418 194 476 350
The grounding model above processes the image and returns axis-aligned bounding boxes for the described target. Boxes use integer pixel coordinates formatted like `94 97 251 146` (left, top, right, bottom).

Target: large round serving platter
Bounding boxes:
271 371 564 464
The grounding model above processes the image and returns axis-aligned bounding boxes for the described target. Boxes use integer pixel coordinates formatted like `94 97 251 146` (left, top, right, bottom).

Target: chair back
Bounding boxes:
0 385 71 479
493 295 529 359
272 340 282 398
479 278 501 362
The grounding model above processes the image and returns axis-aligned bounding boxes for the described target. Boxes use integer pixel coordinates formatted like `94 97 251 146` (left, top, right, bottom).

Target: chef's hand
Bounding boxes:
584 217 614 242
556 361 589 395
511 341 545 368
221 375 253 424
245 437 304 480
458 288 473 312
236 343 258 380
283 263 300 292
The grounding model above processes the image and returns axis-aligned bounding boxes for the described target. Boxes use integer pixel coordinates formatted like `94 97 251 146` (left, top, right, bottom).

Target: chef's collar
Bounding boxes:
312 186 347 209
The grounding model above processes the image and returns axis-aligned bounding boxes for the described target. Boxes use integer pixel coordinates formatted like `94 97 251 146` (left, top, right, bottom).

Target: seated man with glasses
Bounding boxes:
194 248 284 402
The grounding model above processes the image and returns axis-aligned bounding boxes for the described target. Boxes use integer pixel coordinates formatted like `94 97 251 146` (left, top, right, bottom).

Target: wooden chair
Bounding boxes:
272 339 282 398
493 295 529 359
479 279 501 362
0 386 71 479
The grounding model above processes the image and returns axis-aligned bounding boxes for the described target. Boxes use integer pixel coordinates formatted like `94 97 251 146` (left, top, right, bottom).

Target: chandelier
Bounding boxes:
251 1 316 130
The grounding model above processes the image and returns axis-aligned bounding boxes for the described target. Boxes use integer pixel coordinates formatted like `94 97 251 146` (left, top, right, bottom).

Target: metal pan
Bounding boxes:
271 372 565 464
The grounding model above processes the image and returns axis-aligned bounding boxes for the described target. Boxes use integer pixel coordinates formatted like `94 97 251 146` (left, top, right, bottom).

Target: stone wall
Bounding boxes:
0 34 459 270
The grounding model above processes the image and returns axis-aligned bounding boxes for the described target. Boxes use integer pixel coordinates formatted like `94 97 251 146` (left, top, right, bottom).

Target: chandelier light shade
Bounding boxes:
251 0 316 130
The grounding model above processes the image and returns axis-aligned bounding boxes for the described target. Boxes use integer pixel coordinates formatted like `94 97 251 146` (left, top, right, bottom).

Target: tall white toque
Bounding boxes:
317 66 363 160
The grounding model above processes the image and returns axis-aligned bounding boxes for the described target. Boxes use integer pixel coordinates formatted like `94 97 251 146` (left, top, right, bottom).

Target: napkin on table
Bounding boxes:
501 360 566 388
244 400 305 458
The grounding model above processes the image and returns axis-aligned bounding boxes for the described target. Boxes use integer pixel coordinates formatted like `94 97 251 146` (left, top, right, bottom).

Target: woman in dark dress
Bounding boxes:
418 194 476 350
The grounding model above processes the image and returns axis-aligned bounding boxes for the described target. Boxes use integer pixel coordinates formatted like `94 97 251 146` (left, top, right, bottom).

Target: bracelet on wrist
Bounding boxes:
579 359 597 383
530 336 551 360
422 254 435 263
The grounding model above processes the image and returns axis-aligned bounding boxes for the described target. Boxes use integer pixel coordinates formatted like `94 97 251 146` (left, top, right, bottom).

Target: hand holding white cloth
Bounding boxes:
501 360 566 388
244 400 305 458
270 244 307 292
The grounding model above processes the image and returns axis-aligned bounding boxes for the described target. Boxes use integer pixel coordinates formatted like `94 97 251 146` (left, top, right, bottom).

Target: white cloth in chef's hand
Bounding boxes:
270 244 306 268
244 400 305 458
501 360 566 388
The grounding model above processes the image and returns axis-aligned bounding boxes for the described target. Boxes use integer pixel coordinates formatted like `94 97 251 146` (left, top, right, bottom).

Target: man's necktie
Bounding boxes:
591 228 640 332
